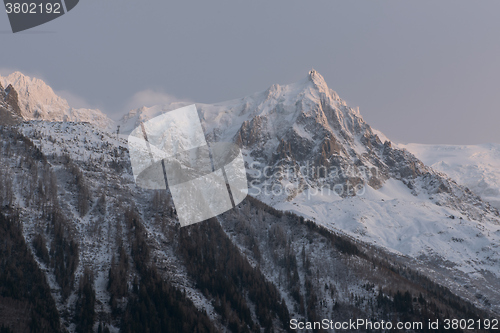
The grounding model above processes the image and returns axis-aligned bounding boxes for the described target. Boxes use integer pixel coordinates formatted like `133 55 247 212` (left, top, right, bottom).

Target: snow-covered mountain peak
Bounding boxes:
120 71 352 142
0 71 70 116
0 71 113 130
119 72 393 204
308 68 328 90
260 70 341 107
3 71 51 90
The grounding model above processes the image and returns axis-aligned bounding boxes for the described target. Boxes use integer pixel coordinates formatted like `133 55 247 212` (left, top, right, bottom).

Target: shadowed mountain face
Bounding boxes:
0 83 22 126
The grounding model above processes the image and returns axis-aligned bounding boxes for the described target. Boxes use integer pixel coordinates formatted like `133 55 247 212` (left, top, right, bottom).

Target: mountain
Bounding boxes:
1 71 499 332
1 122 495 332
121 70 500 314
0 72 113 130
399 143 500 210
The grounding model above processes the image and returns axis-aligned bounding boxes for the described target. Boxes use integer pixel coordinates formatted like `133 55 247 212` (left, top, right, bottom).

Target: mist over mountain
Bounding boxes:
0 71 499 332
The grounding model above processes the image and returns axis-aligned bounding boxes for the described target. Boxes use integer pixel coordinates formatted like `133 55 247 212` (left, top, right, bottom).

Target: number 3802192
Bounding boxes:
5 3 61 14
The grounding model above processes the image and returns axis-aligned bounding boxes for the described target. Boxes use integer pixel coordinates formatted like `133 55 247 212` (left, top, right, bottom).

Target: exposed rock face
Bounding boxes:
4 84 22 117
236 116 270 149
0 84 22 125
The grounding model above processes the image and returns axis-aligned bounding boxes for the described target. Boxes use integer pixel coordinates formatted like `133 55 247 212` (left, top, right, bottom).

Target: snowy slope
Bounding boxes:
399 143 500 210
0 72 113 130
274 178 500 281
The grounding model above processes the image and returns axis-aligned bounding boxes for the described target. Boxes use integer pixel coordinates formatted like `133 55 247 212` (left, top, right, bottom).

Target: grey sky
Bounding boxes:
2 0 500 144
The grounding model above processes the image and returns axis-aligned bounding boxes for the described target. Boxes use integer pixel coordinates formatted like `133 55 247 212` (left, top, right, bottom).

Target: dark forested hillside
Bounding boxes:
120 209 217 333
177 219 291 333
0 210 61 333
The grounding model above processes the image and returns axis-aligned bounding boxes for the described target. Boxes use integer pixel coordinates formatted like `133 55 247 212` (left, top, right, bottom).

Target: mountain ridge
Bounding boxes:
1 70 500 332
0 72 113 130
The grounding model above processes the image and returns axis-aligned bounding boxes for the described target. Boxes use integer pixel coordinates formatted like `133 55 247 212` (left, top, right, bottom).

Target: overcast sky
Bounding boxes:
2 0 500 144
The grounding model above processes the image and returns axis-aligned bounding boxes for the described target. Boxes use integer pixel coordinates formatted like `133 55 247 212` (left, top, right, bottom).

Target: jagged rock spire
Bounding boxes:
308 68 328 91
4 84 22 118
0 84 22 125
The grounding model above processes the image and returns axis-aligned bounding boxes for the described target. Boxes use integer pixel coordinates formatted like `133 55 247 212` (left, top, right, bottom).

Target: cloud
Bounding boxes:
0 68 17 77
124 89 192 112
56 90 93 109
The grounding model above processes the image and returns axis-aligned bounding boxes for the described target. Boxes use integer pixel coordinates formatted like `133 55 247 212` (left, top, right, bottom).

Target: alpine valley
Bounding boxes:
0 71 499 332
